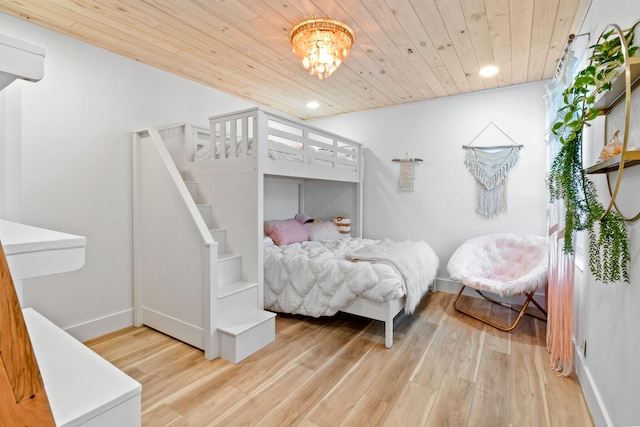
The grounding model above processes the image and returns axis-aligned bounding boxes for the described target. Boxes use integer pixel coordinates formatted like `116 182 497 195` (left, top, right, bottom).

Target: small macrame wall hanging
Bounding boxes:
463 122 522 217
392 154 423 191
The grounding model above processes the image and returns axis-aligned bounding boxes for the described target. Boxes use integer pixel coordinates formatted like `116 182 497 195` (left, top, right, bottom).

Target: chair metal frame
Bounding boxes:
453 285 547 332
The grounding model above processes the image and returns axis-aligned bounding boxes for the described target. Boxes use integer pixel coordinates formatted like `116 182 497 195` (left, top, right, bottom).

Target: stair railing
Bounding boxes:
132 127 219 359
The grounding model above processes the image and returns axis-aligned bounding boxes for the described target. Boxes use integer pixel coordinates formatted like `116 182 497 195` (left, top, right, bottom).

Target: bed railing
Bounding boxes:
207 108 363 182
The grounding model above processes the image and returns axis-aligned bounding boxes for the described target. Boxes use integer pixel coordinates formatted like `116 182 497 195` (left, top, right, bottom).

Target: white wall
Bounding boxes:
0 12 253 340
571 1 640 426
313 82 549 280
0 83 21 222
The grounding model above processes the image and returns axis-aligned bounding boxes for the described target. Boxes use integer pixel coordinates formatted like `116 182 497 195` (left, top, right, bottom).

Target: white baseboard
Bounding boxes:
573 338 612 427
65 309 134 343
434 277 463 294
141 307 205 350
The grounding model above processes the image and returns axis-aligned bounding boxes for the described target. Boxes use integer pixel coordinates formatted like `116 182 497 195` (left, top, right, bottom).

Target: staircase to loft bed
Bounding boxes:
132 127 275 364
184 178 275 363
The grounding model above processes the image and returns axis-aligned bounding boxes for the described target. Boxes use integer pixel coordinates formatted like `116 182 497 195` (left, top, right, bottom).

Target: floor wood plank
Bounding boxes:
339 393 389 427
85 291 594 426
467 348 511 427
381 381 437 426
425 374 475 426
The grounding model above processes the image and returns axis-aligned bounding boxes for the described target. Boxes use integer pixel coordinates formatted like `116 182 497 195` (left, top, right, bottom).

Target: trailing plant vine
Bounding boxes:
549 25 638 284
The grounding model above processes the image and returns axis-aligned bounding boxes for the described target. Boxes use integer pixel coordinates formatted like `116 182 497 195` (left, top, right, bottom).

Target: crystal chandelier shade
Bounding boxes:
290 19 354 80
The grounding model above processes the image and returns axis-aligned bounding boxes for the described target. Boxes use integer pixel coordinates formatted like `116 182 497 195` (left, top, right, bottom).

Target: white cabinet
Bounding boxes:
0 219 86 280
0 32 44 90
0 220 141 426
24 309 141 427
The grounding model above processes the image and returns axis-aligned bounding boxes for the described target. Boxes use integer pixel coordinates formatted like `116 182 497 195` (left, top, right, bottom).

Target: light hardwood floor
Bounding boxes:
85 292 594 426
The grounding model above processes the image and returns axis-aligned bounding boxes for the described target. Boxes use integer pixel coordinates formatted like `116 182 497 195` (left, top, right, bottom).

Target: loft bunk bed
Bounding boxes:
134 108 438 355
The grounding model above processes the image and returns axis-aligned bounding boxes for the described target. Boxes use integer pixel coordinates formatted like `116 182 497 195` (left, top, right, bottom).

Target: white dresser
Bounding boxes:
23 308 141 426
0 220 141 426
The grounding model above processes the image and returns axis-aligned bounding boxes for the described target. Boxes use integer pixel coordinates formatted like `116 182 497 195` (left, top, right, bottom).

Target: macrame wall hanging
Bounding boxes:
463 122 522 217
392 154 423 191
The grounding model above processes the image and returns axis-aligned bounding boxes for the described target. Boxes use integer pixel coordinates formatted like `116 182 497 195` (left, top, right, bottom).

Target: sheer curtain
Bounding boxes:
544 49 579 377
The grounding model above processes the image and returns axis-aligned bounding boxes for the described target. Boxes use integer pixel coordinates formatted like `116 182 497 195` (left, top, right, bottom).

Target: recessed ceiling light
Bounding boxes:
479 65 499 77
307 101 320 109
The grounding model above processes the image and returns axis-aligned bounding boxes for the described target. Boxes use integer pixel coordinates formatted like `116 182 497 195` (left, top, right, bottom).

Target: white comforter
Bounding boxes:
264 238 439 317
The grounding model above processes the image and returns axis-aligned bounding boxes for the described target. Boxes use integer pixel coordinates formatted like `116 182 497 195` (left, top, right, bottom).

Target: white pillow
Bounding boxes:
194 141 211 161
304 221 341 242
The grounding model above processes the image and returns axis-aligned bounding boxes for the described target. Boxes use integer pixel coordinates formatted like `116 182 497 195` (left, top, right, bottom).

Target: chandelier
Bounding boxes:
290 18 354 80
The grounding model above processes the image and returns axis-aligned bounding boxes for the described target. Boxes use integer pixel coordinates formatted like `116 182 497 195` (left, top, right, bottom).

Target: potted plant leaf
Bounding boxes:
548 23 638 283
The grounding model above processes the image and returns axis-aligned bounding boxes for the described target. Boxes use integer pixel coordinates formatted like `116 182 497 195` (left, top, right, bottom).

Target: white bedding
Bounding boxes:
195 142 301 162
264 238 439 317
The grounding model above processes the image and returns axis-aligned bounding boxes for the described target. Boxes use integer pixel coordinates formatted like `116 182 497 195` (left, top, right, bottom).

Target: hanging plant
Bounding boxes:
548 25 638 284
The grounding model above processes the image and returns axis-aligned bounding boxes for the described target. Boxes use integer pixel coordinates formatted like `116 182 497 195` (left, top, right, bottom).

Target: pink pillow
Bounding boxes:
264 219 309 246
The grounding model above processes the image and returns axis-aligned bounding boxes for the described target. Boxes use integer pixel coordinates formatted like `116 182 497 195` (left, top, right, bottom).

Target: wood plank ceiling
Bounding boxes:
0 0 590 120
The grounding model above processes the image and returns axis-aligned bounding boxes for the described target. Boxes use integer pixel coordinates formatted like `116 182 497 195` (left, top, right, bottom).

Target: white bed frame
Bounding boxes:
157 107 407 348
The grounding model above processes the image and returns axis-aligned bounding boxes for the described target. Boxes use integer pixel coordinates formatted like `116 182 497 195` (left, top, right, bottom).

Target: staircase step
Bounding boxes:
183 180 200 202
218 310 276 363
217 253 242 285
197 204 212 228
210 228 227 254
218 280 258 299
218 280 259 321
